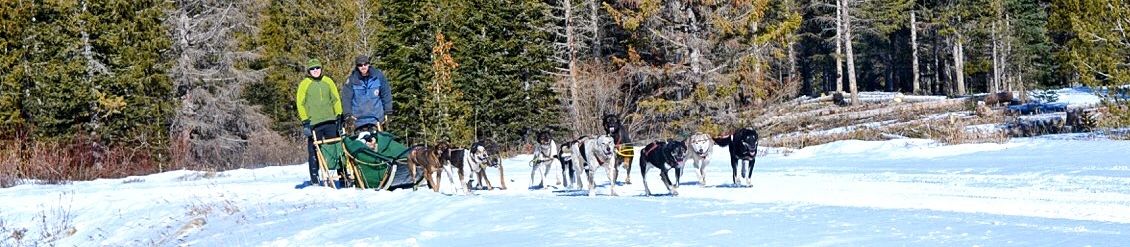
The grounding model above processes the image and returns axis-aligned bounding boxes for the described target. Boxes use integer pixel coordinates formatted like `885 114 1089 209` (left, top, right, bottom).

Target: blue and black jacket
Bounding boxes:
342 67 392 128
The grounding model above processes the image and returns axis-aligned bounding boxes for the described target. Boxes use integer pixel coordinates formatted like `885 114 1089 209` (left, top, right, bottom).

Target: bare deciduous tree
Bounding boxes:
911 11 920 95
842 0 859 105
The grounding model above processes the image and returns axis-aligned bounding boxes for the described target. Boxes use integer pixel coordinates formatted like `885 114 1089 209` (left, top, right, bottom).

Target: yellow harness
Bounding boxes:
614 145 635 156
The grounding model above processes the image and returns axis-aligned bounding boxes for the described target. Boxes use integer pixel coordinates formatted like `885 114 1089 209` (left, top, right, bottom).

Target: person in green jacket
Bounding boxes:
296 58 344 188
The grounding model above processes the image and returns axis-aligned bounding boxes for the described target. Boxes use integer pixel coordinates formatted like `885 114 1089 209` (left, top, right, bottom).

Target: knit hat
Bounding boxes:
354 55 370 65
306 59 322 70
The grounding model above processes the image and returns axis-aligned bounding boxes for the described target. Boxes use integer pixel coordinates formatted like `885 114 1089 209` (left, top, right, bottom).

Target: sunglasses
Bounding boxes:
308 66 321 71
356 63 369 68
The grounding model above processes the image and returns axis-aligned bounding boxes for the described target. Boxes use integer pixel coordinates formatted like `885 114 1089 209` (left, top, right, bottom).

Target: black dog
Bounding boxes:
602 114 634 184
638 139 687 196
713 127 759 186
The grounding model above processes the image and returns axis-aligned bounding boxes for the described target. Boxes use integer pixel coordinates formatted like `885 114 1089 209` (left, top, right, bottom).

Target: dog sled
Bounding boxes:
312 131 423 190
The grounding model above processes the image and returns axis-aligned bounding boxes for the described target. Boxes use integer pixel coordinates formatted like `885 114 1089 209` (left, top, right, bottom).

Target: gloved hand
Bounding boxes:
335 115 345 135
302 120 312 137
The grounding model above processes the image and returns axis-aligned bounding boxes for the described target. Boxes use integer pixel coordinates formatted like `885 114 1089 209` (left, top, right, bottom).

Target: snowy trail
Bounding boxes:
2 136 1129 245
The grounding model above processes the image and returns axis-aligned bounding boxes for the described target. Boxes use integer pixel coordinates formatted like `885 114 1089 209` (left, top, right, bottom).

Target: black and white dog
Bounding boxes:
686 133 722 186
602 114 635 185
557 141 580 189
448 141 507 190
529 131 563 189
714 128 760 186
638 139 688 196
570 135 617 196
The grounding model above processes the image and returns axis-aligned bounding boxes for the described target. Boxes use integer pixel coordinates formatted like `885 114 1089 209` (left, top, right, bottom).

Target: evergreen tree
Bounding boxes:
0 1 32 136
18 0 173 145
450 0 561 145
1049 0 1129 87
374 0 438 143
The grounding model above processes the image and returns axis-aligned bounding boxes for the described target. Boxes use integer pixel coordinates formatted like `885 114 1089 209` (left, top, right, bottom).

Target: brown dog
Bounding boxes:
407 141 460 193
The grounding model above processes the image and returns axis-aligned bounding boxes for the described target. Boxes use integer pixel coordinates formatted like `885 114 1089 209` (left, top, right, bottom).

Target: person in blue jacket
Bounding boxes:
342 55 393 132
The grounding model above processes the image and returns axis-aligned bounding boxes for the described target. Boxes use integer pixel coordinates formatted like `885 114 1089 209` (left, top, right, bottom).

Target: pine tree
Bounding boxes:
1049 0 1129 87
373 0 438 143
17 0 173 145
450 0 561 145
0 1 32 136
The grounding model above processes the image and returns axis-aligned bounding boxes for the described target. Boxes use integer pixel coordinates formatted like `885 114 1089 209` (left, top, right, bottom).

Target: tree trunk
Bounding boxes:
886 52 894 92
588 0 600 59
991 21 1000 93
835 0 844 93
953 32 966 96
843 0 859 105
354 0 371 52
565 0 579 118
789 39 797 87
937 35 947 96
911 11 920 95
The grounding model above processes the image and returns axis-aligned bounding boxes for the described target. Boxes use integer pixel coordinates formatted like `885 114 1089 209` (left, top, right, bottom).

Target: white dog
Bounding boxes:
687 133 716 186
530 131 563 189
570 135 617 196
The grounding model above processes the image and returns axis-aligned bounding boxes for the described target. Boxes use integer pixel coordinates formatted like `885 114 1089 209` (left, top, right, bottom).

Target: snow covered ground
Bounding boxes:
3 135 1130 246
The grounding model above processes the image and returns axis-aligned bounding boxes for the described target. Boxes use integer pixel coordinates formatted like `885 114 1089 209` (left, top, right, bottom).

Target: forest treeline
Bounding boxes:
1 0 1127 181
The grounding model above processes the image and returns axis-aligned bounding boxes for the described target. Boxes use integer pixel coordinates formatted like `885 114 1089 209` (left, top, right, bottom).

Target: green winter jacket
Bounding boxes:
296 76 343 125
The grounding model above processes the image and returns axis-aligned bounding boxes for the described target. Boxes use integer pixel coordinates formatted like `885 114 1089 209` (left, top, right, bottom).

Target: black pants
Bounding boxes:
306 121 340 183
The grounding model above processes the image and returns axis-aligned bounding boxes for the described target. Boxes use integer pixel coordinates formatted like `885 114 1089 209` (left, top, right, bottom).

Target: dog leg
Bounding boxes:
691 160 700 184
660 168 677 196
424 165 438 192
529 162 540 189
408 155 419 191
640 160 651 196
674 166 683 189
586 167 596 196
620 155 633 185
552 159 564 187
731 156 741 186
743 159 754 187
442 164 463 194
497 165 507 190
606 163 618 196
459 164 471 194
479 169 494 190
571 154 585 190
541 162 552 188
433 163 442 192
695 160 707 186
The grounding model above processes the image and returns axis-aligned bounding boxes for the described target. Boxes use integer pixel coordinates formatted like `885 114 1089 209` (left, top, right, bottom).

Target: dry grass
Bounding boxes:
2 126 302 187
171 130 304 171
14 134 163 185
1 192 77 246
0 140 21 188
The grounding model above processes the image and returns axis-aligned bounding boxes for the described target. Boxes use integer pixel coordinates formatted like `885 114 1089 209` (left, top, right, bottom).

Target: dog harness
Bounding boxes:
642 141 664 157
